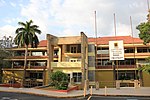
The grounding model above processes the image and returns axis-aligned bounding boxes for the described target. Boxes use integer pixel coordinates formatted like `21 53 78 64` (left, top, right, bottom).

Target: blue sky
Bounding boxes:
0 0 148 40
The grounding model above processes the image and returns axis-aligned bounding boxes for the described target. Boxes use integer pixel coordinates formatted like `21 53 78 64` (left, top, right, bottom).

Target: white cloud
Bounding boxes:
10 2 16 7
3 17 23 24
110 23 131 36
0 25 16 39
2 0 147 40
0 0 5 7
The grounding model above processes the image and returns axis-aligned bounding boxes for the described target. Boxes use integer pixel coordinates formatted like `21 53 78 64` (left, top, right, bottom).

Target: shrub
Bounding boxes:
50 71 69 90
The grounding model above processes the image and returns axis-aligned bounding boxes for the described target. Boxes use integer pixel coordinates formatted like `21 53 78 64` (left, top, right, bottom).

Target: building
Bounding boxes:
89 36 150 87
2 32 88 88
2 33 150 88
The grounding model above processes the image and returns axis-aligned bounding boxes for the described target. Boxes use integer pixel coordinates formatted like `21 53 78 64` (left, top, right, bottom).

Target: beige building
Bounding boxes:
89 36 150 87
2 32 88 88
2 33 150 88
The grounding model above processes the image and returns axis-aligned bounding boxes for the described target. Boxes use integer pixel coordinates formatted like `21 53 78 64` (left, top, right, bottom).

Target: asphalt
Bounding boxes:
0 87 150 98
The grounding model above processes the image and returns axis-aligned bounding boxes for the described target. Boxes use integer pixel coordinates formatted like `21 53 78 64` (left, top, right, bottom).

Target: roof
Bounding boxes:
38 36 144 47
88 36 143 45
38 40 47 47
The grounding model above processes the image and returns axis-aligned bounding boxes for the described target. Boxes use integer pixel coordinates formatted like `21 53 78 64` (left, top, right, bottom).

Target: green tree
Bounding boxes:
138 57 150 74
136 13 150 74
136 22 150 45
14 20 41 86
50 71 69 90
0 48 12 83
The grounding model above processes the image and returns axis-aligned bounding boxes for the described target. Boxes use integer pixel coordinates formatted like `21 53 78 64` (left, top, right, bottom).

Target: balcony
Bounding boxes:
64 53 81 57
96 65 137 69
51 62 81 68
9 56 48 60
3 66 46 70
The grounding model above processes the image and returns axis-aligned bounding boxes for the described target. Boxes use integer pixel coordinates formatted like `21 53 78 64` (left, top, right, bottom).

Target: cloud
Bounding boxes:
3 17 23 24
0 0 5 7
0 25 16 39
0 0 147 40
10 2 16 7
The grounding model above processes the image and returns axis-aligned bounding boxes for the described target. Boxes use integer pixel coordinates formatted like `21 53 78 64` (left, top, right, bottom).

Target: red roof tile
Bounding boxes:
38 40 47 47
38 36 144 46
88 36 143 45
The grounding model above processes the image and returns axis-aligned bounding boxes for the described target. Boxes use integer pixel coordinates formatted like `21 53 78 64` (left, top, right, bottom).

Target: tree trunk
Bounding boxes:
22 45 28 87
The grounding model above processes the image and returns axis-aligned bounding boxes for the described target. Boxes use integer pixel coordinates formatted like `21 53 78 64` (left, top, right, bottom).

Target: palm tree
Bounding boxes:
14 20 41 86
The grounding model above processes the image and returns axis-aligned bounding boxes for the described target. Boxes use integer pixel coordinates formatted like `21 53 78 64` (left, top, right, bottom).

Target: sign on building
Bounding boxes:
109 40 124 60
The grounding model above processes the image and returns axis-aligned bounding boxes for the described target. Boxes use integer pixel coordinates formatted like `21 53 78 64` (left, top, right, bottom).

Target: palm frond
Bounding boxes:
18 22 26 27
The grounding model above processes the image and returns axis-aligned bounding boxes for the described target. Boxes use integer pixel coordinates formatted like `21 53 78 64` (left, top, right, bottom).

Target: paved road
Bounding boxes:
0 92 76 100
0 92 150 100
88 96 150 100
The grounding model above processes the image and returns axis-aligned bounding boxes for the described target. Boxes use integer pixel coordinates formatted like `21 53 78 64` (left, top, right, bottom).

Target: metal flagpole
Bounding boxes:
113 13 118 80
130 16 137 81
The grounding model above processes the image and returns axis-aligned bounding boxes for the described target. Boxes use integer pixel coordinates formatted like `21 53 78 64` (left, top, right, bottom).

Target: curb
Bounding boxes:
0 90 85 98
0 88 150 98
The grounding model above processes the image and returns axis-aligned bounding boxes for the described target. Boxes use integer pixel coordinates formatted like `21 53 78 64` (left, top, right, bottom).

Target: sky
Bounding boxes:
0 0 148 40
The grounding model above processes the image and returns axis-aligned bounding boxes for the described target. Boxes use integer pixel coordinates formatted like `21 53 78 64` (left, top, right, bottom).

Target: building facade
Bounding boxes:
89 36 150 87
2 32 88 87
2 33 150 88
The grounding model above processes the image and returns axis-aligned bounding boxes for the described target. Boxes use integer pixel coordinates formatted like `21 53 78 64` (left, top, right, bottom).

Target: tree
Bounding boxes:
0 48 12 83
136 13 150 74
14 20 41 86
138 57 150 74
50 71 69 90
136 22 150 45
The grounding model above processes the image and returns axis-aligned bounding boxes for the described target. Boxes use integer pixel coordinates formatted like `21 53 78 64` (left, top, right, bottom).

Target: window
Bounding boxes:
70 46 77 53
73 72 82 82
67 74 71 82
88 71 95 81
14 61 24 66
97 48 109 54
54 50 58 56
88 44 95 52
30 61 47 66
69 58 81 62
117 70 137 80
32 51 47 56
70 59 76 62
137 47 149 53
97 59 112 66
117 59 135 65
124 48 135 53
14 51 25 56
88 56 95 67
66 44 81 53
29 72 43 79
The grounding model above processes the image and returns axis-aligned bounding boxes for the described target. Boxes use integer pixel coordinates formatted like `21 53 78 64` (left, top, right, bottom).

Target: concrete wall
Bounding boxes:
95 70 114 88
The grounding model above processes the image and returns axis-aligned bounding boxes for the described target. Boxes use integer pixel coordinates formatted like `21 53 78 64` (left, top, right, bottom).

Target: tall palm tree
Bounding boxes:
14 20 41 87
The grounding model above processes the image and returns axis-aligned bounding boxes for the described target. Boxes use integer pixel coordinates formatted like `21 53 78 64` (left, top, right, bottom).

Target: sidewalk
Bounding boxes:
0 87 150 98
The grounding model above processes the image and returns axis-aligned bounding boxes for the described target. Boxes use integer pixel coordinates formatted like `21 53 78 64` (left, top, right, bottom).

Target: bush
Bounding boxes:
50 71 69 90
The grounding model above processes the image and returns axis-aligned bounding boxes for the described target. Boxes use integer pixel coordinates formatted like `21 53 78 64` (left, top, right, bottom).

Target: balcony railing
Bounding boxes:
10 56 48 60
5 66 46 69
96 65 137 69
51 62 81 68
